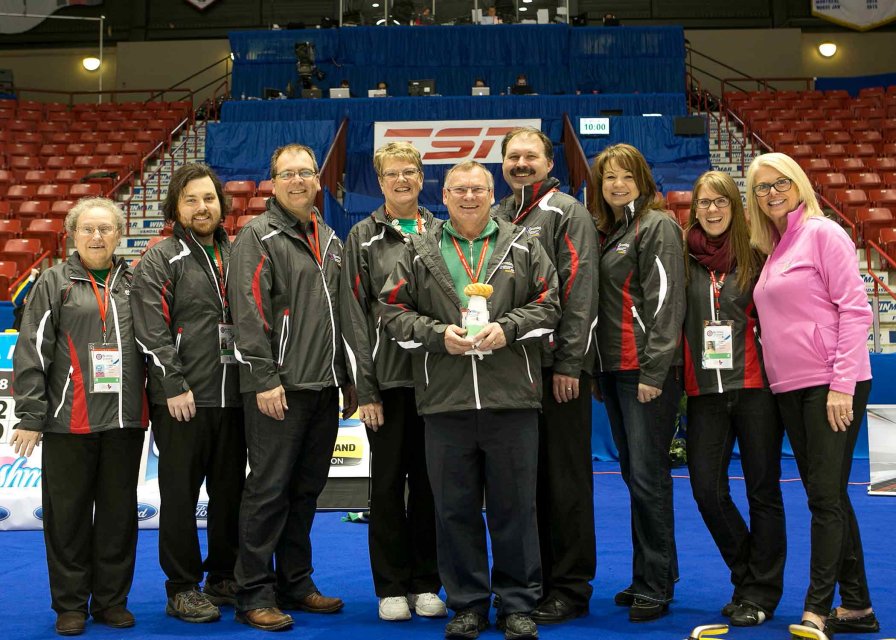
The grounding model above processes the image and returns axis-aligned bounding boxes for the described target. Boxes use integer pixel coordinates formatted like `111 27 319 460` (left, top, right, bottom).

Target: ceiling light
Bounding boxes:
82 57 101 71
818 42 837 58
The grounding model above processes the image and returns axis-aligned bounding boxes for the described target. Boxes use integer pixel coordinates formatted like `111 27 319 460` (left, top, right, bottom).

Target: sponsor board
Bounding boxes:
136 502 159 521
867 405 896 495
374 119 540 165
128 220 167 235
864 271 890 295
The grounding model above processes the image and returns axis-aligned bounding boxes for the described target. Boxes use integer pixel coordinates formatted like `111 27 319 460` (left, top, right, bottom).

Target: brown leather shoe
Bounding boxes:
297 591 344 614
55 612 86 636
92 605 135 628
236 607 294 631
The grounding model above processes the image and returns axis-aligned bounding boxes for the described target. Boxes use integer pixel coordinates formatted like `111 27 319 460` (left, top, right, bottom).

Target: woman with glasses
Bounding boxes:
682 171 785 627
11 197 147 636
339 142 445 622
590 144 685 622
746 153 878 637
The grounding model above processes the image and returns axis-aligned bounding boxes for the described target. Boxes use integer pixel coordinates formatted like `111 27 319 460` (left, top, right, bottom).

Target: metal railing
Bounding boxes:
316 118 350 213
561 113 592 206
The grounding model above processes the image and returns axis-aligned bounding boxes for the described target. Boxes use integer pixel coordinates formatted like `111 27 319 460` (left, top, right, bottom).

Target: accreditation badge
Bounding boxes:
218 323 237 364
702 321 734 370
88 343 122 393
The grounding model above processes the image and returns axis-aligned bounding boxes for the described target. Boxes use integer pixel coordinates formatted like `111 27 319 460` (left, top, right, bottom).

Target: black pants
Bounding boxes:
776 380 873 616
152 404 247 598
599 369 680 604
425 409 541 616
687 388 786 613
235 388 338 612
536 369 595 608
366 387 440 597
41 428 145 616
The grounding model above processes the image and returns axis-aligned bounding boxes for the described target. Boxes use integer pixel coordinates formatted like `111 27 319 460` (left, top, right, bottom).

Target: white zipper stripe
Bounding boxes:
54 367 73 418
362 227 386 248
584 314 598 357
485 229 527 284
371 317 382 362
221 364 227 408
277 314 289 367
424 352 430 386
319 230 340 384
261 229 281 241
343 335 358 384
518 327 554 340
136 337 166 376
191 230 227 321
108 266 124 429
168 239 191 264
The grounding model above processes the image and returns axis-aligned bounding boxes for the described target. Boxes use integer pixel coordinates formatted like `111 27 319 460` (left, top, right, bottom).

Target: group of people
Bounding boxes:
9 129 878 640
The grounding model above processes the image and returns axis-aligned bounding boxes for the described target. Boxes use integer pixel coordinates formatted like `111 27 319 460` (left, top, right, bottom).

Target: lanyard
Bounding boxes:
305 215 322 265
209 241 229 316
385 208 424 235
451 236 490 284
709 270 727 322
87 269 113 339
513 187 557 224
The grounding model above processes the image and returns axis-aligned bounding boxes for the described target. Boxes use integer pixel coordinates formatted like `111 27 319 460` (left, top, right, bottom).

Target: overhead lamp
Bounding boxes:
372 2 379 6
82 56 101 71
818 42 837 58
519 6 527 10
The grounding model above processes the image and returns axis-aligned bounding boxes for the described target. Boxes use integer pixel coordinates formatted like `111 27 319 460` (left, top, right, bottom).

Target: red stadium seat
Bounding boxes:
55 169 89 184
866 157 896 172
881 172 896 188
224 180 256 199
68 182 104 198
0 238 44 271
831 158 866 172
5 184 37 202
236 214 260 230
9 155 42 173
94 142 122 156
795 131 824 146
0 219 22 244
66 143 94 156
823 130 851 144
869 189 896 208
16 200 52 220
814 172 848 200
256 180 275 197
39 143 66 158
664 191 692 208
856 207 894 247
846 143 877 158
35 183 70 201
814 144 848 158
23 170 54 184
44 155 75 171
229 196 247 216
846 172 883 190
49 200 76 219
803 158 832 173
832 189 869 221
0 260 20 298
246 197 267 214
23 218 66 257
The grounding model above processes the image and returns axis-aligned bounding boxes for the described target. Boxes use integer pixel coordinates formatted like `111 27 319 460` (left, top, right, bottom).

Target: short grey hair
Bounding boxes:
64 197 126 236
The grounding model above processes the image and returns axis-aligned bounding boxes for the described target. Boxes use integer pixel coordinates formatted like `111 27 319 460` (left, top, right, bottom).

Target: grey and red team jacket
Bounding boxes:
131 222 241 408
339 205 436 405
493 178 599 376
13 253 148 434
682 257 768 396
378 217 561 415
227 198 348 394
597 205 685 388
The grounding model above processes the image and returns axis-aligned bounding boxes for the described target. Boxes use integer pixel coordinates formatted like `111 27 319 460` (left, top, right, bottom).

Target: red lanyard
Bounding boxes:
87 269 112 338
305 215 322 265
513 187 557 224
386 208 424 234
709 270 727 321
451 236 490 284
210 242 229 311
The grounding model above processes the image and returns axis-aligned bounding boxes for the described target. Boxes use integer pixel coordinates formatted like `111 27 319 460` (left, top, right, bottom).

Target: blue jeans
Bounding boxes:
599 369 680 603
686 388 786 613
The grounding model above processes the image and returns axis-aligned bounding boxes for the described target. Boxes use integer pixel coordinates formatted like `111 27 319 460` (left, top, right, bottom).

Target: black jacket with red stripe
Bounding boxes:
596 206 685 387
492 177 599 376
682 256 768 396
339 205 436 406
227 198 348 393
13 253 148 434
131 222 241 408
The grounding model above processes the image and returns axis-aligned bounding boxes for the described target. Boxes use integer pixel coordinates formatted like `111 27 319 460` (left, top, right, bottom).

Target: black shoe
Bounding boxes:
730 601 771 627
721 600 739 617
496 612 538 640
445 610 488 639
614 587 635 607
827 610 879 634
628 597 669 622
793 618 835 640
493 594 502 611
531 597 587 624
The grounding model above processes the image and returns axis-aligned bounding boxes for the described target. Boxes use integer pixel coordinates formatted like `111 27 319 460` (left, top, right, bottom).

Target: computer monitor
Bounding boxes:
301 88 322 99
368 89 388 98
479 16 496 25
329 87 350 99
510 84 534 95
472 87 490 96
599 109 624 117
263 87 282 99
408 79 436 97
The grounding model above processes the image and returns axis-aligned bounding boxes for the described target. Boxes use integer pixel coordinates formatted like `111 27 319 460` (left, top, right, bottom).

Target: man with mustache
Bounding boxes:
132 163 246 624
493 127 599 625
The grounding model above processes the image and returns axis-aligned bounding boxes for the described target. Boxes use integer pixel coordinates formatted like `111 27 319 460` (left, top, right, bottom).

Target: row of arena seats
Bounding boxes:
223 179 275 216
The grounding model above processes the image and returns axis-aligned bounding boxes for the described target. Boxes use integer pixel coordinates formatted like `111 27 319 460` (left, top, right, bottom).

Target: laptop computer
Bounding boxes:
472 87 490 96
329 88 350 99
368 89 388 98
301 88 322 99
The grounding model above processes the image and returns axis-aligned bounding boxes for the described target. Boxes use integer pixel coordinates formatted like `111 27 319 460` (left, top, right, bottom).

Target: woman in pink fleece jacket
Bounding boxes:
747 153 878 638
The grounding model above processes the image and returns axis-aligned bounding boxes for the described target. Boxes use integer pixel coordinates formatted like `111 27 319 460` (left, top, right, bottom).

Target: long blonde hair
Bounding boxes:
745 152 823 255
686 171 762 292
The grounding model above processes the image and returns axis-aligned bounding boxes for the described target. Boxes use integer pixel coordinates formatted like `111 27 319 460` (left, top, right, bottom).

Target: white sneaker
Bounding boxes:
408 592 448 618
378 596 412 621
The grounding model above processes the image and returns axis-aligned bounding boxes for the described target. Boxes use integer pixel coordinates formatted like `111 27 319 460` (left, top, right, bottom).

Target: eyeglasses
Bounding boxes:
695 196 731 209
752 178 793 197
381 168 421 181
445 186 491 196
76 225 116 237
275 169 316 181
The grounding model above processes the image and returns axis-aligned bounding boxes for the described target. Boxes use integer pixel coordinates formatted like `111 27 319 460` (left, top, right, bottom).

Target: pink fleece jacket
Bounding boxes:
753 203 872 395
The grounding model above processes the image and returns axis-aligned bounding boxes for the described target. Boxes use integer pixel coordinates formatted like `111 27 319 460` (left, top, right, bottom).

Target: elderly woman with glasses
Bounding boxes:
746 153 878 638
339 142 445 622
11 197 147 636
682 171 785 627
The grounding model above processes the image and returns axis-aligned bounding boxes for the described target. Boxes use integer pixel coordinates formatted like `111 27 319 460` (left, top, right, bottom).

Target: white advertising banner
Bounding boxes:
812 0 896 31
374 119 541 165
0 334 370 530
867 405 896 496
